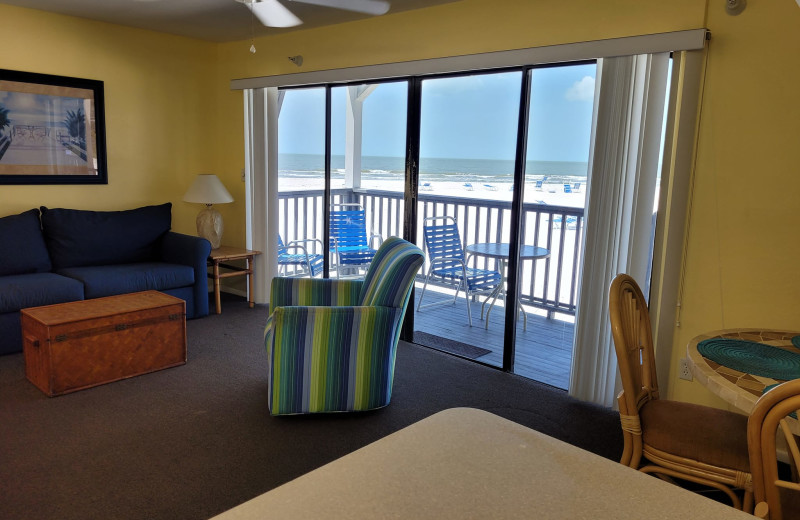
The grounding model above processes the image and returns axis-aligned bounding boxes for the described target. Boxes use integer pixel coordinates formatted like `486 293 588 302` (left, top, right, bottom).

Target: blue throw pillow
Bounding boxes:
0 209 52 276
40 203 172 268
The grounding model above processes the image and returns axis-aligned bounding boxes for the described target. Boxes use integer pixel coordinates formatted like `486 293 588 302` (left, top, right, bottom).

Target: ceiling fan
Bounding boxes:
237 0 391 28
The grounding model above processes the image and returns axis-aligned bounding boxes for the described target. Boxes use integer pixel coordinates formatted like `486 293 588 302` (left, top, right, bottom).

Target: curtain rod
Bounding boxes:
230 29 707 90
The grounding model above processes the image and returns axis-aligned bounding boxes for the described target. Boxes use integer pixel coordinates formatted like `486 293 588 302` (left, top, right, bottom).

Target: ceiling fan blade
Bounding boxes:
290 0 390 16
248 0 303 27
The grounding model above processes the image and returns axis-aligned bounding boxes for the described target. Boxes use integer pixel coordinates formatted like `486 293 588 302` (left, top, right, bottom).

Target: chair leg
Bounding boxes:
416 268 433 312
463 281 473 327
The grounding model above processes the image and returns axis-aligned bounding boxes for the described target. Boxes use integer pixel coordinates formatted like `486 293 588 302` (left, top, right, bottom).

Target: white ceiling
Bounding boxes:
0 0 458 42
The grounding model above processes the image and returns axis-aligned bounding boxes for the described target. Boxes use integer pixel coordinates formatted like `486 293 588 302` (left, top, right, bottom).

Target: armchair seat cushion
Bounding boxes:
640 399 750 472
0 273 84 313
58 262 194 299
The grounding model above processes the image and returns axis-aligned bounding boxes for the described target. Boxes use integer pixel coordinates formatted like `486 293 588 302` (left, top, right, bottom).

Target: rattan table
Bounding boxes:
686 328 800 416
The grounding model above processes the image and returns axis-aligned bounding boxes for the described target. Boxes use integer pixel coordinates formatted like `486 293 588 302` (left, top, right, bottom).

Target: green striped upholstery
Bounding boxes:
269 277 363 312
264 237 424 415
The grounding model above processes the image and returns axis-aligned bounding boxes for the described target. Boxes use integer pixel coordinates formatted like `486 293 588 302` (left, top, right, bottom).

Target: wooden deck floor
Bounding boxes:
411 285 574 390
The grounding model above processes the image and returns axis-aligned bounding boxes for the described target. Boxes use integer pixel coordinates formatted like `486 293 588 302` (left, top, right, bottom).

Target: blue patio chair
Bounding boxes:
463 182 474 191
534 179 544 191
329 203 383 278
278 235 323 277
572 182 582 193
563 183 573 194
416 216 501 326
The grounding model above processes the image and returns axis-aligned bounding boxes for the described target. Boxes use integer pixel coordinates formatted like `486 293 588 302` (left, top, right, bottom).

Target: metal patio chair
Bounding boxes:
278 235 324 277
329 203 382 278
416 215 501 326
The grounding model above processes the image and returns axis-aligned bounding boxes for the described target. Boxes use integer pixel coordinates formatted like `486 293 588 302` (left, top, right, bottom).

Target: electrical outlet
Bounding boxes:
678 357 693 381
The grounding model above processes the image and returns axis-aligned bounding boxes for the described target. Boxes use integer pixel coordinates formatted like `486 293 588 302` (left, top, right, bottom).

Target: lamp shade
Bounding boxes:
183 174 234 205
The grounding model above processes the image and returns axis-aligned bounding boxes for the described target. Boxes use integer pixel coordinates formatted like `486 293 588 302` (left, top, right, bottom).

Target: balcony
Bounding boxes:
279 186 583 390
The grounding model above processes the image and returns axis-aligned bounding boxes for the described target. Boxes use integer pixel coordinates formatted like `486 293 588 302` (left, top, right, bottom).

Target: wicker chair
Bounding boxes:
748 380 800 520
609 274 753 510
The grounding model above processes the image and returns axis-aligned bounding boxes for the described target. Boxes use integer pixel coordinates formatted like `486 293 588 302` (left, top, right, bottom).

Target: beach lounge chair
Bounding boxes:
421 182 433 191
534 180 544 191
551 215 578 230
483 183 498 191
329 203 382 278
572 182 582 192
463 183 474 191
417 216 501 326
278 235 324 277
563 183 572 194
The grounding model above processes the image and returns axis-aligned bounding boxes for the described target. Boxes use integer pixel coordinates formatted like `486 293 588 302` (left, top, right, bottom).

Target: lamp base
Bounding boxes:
196 206 223 249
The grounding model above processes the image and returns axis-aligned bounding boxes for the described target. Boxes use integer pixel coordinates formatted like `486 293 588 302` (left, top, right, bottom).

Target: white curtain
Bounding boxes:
569 53 669 407
243 87 280 305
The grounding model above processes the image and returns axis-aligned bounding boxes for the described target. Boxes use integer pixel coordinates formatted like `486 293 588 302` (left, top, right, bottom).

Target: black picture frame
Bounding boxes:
0 69 107 185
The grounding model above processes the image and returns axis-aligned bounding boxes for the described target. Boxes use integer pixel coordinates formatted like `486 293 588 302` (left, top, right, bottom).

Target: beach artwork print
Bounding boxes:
0 70 107 184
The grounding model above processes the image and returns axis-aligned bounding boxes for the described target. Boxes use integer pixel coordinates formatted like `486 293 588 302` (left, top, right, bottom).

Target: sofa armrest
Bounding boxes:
160 232 212 318
269 277 364 313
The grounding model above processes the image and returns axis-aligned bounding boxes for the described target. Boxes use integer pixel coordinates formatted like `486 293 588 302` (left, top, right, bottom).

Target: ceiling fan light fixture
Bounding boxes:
247 0 303 27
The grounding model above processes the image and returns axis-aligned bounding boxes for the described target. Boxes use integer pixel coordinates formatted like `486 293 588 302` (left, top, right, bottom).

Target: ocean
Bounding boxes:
279 154 588 184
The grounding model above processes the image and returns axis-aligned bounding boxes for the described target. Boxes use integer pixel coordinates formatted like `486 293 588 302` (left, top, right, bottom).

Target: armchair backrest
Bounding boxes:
359 237 425 308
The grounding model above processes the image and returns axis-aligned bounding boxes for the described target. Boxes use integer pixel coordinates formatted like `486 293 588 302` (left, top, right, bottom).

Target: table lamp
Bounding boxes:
182 174 233 249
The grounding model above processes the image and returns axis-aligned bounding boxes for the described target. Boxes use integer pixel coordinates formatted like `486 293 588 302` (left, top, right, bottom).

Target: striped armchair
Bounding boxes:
264 237 425 415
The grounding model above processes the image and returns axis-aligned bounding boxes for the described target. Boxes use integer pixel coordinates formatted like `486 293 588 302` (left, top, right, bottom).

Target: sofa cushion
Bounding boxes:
40 203 172 269
0 273 84 314
57 262 195 299
0 209 52 276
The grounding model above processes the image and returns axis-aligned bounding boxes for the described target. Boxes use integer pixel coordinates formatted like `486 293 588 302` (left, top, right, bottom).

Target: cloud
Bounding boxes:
565 76 595 101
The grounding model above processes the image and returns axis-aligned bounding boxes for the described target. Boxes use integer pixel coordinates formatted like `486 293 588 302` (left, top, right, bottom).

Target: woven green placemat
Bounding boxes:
697 338 800 381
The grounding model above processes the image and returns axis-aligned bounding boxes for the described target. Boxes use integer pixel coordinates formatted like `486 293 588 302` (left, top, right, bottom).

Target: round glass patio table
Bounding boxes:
464 243 550 330
686 328 800 432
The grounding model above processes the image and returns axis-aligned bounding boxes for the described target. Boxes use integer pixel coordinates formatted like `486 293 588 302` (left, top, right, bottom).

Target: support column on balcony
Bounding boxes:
345 85 377 199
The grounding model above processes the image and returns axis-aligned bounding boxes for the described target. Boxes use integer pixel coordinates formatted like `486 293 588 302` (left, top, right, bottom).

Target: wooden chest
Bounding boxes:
21 290 186 397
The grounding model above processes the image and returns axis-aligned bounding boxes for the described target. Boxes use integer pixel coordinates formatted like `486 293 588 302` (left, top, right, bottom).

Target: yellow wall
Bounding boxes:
4 0 800 407
0 4 217 236
671 1 800 405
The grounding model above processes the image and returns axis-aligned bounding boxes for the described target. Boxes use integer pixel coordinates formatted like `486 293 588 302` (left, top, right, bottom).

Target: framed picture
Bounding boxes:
0 69 107 185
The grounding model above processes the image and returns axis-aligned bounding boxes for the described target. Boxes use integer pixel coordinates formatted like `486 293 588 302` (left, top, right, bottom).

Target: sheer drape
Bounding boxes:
243 87 280 305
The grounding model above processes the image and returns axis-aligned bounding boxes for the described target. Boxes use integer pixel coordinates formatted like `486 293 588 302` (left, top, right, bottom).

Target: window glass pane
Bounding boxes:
277 87 326 277
414 71 522 369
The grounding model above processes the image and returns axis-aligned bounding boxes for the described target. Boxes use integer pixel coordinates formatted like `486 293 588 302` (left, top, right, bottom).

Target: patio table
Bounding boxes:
464 242 549 330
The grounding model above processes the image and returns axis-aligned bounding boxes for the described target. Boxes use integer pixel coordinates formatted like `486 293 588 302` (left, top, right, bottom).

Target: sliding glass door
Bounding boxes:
269 57 669 394
412 71 522 368
511 64 596 387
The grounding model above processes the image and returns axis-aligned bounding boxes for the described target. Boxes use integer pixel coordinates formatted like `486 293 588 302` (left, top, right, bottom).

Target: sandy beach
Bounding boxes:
279 175 588 208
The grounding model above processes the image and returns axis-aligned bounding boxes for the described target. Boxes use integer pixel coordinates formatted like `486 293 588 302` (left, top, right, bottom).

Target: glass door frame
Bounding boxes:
278 60 596 374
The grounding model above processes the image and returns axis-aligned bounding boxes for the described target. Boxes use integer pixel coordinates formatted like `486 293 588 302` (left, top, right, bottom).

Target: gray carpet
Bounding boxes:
0 294 621 520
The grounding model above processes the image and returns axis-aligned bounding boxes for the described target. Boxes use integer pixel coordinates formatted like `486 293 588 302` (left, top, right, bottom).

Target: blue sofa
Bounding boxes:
0 203 212 355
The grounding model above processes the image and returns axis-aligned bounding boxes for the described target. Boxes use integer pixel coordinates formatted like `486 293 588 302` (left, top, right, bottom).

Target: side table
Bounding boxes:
207 246 261 314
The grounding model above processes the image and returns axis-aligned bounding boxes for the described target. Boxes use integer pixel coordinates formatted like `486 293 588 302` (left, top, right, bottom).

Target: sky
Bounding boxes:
278 62 596 163
0 91 84 127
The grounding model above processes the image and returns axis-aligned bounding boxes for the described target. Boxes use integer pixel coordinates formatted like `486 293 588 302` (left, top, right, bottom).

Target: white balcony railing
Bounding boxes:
279 188 584 316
